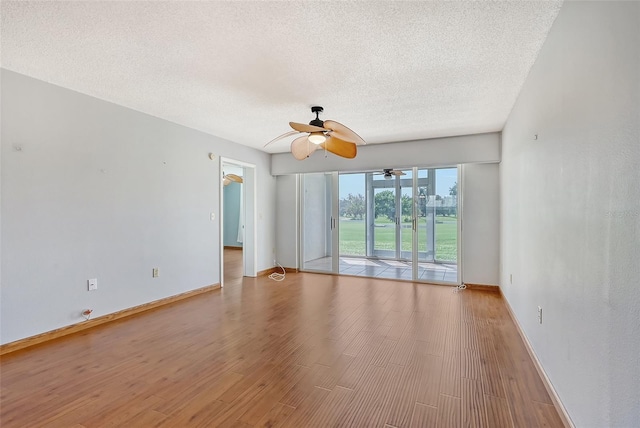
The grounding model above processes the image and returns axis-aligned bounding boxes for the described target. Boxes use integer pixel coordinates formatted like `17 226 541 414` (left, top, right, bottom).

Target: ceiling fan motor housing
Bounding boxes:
310 106 324 127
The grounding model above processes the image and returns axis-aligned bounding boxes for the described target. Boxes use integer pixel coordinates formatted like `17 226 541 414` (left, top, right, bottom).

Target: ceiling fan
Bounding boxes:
375 168 406 179
223 173 243 186
264 106 366 160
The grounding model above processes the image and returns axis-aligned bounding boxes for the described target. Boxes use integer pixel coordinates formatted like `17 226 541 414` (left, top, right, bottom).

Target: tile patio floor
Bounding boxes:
303 256 458 283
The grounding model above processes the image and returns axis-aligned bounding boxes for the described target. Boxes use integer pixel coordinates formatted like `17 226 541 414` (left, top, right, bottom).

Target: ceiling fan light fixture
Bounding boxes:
308 132 326 145
264 106 363 160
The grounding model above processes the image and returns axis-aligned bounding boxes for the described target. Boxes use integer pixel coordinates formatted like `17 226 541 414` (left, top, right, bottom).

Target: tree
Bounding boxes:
449 182 457 196
341 193 365 220
401 194 413 217
374 190 395 221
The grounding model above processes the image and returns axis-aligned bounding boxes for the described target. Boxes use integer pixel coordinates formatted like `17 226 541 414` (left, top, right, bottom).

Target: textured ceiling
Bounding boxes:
1 1 562 154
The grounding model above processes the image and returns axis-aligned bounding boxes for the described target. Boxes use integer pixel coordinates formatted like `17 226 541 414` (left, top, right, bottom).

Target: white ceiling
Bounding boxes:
1 1 562 154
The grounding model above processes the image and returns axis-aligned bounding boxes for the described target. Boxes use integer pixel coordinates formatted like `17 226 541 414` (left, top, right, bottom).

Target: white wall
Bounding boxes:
1 70 276 344
272 132 500 175
462 163 499 286
275 175 298 268
500 2 640 427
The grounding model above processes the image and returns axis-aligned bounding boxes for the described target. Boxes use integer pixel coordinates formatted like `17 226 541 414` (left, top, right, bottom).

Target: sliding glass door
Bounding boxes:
301 167 459 283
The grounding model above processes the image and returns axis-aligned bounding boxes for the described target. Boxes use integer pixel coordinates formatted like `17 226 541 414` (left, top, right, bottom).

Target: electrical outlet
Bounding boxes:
88 278 97 291
210 212 215 221
273 259 277 266
152 268 159 278
537 306 543 324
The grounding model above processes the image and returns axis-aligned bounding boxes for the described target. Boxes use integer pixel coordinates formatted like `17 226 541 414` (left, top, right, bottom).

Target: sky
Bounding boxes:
338 167 458 199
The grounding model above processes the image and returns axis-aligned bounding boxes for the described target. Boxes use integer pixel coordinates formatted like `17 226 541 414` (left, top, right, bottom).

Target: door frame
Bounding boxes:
219 157 257 287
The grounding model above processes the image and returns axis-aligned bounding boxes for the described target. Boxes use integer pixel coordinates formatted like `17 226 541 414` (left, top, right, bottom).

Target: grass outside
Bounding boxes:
339 216 458 262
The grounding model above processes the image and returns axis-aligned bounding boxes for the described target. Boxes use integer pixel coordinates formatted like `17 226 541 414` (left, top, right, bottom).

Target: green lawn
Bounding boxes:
339 216 457 262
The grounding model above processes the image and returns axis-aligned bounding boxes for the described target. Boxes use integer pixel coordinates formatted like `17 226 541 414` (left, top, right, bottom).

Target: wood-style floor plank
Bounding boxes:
410 402 438 427
462 378 488 428
485 394 514 427
255 402 295 428
385 354 424 427
534 400 567 427
436 393 462 428
279 386 330 428
0 251 565 427
417 354 443 407
279 363 329 408
304 385 353 427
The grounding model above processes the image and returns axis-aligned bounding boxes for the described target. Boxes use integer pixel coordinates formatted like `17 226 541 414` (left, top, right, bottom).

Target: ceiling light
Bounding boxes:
308 132 326 145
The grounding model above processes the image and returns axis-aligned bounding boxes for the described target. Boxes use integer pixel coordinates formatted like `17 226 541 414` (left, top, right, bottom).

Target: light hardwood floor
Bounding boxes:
224 247 244 284
0 257 564 427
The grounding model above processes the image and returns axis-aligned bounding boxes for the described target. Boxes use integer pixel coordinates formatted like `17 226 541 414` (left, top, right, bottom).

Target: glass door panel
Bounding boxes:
399 169 413 260
414 167 459 283
435 167 459 283
372 172 396 259
416 168 435 264
338 173 366 257
338 173 368 275
301 172 336 273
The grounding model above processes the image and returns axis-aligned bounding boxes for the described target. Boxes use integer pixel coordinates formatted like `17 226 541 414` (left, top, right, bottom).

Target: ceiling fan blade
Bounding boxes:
223 177 231 186
289 122 327 133
392 171 406 176
320 136 357 159
226 173 243 183
264 130 301 147
322 120 366 145
291 135 319 160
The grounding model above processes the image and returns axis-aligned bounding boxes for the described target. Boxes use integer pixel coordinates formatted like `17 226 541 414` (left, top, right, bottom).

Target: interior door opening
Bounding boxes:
219 157 257 287
222 163 245 284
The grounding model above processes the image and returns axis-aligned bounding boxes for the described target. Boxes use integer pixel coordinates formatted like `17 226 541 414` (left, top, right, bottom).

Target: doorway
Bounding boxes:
222 163 244 284
219 157 257 287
